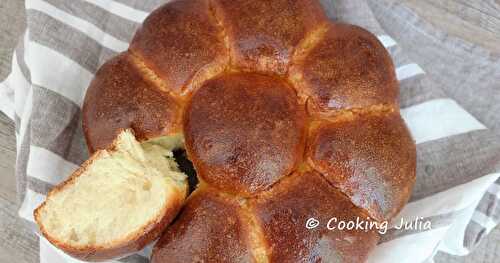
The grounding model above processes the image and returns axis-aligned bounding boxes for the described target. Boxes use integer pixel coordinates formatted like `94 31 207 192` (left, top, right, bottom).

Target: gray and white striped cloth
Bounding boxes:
0 0 499 262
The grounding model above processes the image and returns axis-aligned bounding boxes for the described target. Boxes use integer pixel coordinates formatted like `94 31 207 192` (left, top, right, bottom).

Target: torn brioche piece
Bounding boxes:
34 129 188 261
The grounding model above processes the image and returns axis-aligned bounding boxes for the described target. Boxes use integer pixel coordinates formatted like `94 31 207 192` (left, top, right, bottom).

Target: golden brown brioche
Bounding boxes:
289 23 399 114
77 0 416 262
82 53 182 153
212 0 328 74
129 0 227 94
307 113 416 221
151 190 255 263
184 73 306 195
250 172 380 262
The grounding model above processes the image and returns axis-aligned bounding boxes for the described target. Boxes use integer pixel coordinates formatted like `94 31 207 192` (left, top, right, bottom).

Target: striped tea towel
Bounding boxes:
0 0 499 262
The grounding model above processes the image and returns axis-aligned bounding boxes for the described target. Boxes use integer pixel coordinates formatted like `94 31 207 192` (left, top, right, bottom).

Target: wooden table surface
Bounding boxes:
0 1 498 262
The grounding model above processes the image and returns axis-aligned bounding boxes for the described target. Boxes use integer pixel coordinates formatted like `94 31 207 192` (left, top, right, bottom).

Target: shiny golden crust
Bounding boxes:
82 53 181 153
289 23 399 115
151 190 254 263
78 0 417 261
307 113 416 221
129 0 228 94
212 0 328 74
250 172 380 262
184 73 306 195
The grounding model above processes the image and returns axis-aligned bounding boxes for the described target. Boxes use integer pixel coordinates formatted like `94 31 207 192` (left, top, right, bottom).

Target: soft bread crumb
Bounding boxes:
36 130 187 247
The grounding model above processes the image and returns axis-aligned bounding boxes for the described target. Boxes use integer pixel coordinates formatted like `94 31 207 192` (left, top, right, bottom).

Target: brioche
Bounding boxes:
34 130 188 261
38 0 416 262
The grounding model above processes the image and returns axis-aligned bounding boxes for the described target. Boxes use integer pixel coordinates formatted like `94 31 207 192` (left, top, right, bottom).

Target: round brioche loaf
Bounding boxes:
82 0 416 262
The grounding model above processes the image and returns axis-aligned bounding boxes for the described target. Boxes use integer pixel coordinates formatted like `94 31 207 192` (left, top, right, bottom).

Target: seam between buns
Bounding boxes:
208 0 232 67
240 201 270 263
193 184 271 262
176 0 231 97
287 23 329 102
126 51 176 97
302 103 399 220
187 184 271 262
289 23 330 68
310 103 398 124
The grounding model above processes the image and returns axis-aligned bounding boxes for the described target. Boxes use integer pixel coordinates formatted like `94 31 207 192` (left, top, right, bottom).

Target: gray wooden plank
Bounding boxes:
0 110 39 263
0 112 17 202
401 0 500 54
0 1 36 263
0 193 39 263
425 0 500 35
449 0 500 21
0 0 26 80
